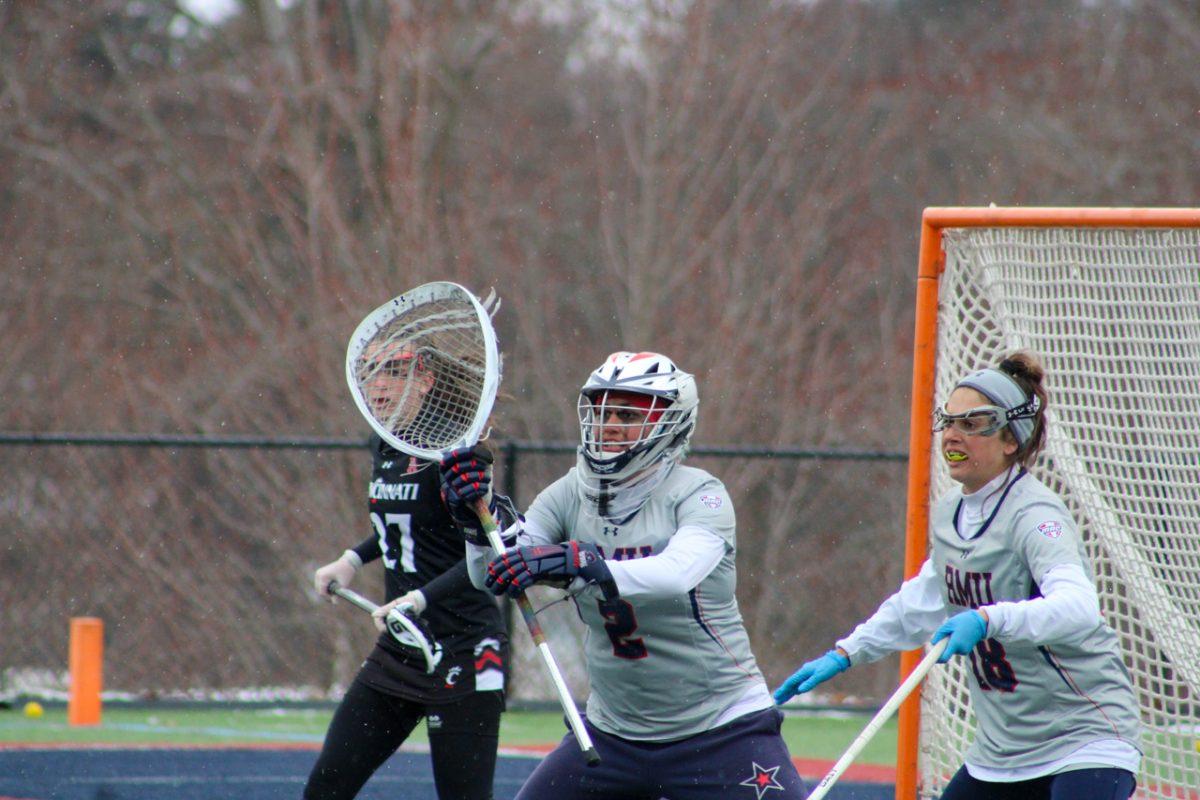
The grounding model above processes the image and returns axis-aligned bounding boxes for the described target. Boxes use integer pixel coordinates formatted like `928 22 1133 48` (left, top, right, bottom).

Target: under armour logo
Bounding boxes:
601 526 620 537
740 762 784 798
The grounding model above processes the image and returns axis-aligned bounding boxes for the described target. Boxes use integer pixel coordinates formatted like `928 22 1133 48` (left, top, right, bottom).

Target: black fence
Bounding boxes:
0 430 907 499
0 431 911 704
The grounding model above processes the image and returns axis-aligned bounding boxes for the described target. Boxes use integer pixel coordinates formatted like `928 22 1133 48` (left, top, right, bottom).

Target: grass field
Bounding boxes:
0 703 898 765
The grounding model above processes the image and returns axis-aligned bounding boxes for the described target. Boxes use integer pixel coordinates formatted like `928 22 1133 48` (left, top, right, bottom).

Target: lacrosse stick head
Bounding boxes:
346 283 501 460
384 608 445 674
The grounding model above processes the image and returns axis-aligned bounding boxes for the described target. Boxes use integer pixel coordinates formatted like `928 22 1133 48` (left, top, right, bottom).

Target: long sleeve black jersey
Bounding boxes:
350 435 508 702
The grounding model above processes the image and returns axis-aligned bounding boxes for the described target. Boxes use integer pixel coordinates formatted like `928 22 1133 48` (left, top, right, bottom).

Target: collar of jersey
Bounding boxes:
952 468 1028 541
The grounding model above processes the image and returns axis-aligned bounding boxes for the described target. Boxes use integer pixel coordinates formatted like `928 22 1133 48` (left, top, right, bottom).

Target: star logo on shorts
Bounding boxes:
739 761 784 798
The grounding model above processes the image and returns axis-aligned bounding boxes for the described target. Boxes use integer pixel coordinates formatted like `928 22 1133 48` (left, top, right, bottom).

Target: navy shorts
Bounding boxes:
940 765 1137 800
514 707 807 800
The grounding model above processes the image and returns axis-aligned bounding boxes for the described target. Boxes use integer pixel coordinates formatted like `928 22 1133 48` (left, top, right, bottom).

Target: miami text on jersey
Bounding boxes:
945 564 995 609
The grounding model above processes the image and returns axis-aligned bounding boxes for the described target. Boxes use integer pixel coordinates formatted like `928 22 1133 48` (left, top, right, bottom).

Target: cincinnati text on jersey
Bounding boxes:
369 479 421 501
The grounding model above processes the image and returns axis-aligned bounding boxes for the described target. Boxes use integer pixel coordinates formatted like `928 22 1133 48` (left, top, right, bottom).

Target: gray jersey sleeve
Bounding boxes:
521 474 576 546
1010 502 1086 582
672 477 736 550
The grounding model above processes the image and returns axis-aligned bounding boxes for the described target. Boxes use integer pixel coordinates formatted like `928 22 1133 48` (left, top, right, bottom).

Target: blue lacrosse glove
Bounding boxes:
439 445 494 541
773 650 851 704
485 541 618 600
931 610 988 663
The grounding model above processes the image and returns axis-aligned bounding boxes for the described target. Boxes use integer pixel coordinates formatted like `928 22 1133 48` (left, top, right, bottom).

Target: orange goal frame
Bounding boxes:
895 206 1200 800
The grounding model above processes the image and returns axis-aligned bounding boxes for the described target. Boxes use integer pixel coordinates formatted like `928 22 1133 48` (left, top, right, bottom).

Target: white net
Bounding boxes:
920 226 1200 799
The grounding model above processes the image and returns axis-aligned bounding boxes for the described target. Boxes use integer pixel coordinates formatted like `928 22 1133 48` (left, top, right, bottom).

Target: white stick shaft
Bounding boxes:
479 504 599 763
485 528 508 553
331 585 379 614
536 640 596 746
805 639 948 800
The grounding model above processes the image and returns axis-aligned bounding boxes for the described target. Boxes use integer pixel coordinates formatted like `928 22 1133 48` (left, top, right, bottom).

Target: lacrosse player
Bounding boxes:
774 352 1141 800
305 348 516 800
441 351 807 800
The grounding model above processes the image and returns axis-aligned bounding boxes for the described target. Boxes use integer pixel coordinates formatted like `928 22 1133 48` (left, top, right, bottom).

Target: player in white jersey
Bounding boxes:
774 352 1141 800
440 351 806 799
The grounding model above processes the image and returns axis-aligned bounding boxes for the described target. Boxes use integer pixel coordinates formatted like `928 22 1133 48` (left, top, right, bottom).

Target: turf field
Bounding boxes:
0 702 898 799
0 702 897 764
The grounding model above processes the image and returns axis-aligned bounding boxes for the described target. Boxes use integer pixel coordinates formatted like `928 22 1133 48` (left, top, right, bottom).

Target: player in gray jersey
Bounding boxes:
774 352 1141 800
440 351 806 799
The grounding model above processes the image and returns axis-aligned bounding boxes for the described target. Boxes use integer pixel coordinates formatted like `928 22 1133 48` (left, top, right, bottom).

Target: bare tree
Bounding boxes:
2 0 1197 700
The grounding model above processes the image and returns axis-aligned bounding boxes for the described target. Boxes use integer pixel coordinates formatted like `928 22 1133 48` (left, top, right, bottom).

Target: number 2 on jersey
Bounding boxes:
598 598 648 660
370 512 415 572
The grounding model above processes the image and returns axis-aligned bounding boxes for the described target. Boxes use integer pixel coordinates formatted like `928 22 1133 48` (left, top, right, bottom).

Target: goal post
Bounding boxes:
898 207 1200 800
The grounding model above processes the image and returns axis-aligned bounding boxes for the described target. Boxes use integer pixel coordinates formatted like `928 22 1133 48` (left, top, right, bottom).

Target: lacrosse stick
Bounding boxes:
327 581 443 674
804 639 948 800
345 281 601 766
806 638 945 800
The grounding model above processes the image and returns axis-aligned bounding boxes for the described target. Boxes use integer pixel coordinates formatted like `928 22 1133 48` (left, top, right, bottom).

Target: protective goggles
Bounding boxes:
933 396 1040 436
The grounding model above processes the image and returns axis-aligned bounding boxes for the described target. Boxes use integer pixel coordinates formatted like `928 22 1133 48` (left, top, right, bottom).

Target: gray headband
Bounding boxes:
955 368 1037 445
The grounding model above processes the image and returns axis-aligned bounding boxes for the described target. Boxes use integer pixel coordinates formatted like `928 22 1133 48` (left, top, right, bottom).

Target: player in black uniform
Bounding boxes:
305 433 514 800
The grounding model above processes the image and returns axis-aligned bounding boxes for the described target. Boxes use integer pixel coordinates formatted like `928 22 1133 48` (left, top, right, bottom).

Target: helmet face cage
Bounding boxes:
575 352 699 490
578 391 675 464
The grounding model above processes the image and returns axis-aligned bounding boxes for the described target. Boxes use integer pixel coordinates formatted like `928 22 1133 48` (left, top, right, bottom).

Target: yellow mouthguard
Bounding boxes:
946 452 968 462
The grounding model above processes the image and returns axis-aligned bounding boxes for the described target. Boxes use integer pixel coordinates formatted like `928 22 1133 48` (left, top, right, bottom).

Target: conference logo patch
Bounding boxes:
700 494 723 510
1037 521 1063 539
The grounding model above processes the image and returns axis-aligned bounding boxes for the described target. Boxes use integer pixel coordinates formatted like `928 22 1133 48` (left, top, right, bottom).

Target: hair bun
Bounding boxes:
999 351 1045 386
998 357 1025 376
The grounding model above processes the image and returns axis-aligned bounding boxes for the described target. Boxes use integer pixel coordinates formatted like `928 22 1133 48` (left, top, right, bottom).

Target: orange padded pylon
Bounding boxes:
68 617 103 726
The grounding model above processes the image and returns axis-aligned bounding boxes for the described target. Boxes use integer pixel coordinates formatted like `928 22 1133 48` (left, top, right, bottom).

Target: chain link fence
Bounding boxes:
0 434 908 708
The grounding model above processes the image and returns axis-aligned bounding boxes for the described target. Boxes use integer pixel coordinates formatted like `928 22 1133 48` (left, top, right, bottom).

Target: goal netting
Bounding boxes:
918 222 1200 799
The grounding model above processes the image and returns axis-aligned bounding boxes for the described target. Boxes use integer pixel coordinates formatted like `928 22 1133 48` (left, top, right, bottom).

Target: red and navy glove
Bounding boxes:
485 541 617 600
440 445 494 538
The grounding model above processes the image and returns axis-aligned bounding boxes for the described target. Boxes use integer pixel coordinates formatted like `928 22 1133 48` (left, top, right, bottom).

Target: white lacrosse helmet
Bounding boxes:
575 352 698 516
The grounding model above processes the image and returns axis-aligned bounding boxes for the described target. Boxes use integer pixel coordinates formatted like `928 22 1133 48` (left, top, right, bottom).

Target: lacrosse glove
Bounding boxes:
773 649 851 704
485 541 618 600
931 610 988 663
440 445 495 535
